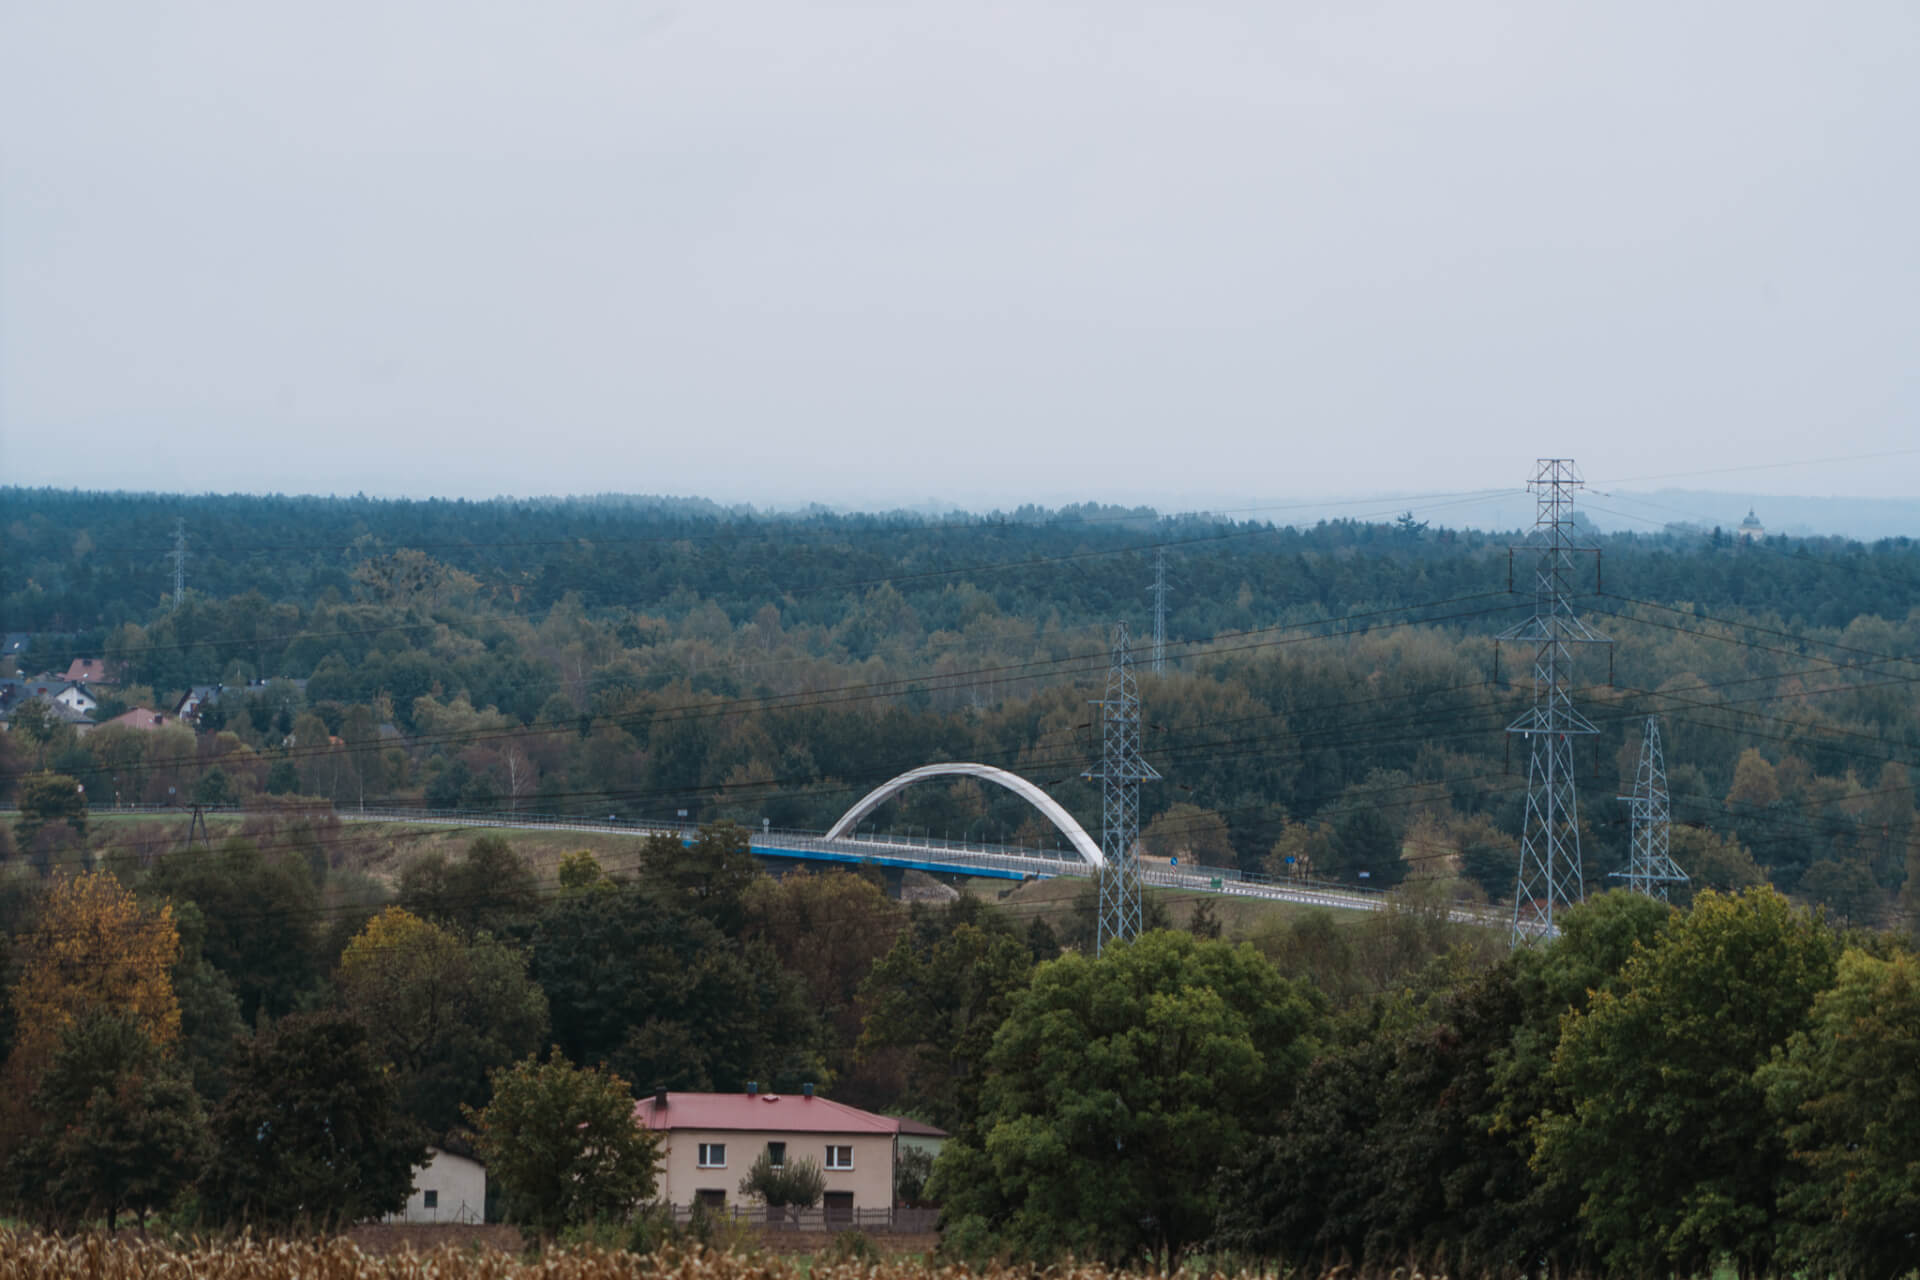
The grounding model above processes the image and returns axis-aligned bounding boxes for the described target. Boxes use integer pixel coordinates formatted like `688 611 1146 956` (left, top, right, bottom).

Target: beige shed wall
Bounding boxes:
658 1128 895 1210
391 1148 486 1223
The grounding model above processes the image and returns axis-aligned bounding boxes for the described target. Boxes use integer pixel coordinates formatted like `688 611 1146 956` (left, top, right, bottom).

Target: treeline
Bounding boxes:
935 890 1918 1279
9 487 1920 659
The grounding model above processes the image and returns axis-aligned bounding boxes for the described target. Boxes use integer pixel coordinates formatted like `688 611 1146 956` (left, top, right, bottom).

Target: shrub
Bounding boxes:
824 1228 882 1265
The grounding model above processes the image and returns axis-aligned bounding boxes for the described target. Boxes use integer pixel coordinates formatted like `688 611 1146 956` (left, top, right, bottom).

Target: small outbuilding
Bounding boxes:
389 1147 486 1224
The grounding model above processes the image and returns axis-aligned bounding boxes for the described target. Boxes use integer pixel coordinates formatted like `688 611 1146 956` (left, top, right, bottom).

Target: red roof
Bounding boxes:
101 708 170 731
892 1116 948 1138
61 658 117 685
635 1092 942 1138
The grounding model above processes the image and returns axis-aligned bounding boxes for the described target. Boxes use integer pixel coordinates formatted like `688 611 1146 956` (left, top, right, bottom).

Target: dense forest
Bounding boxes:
4 488 1920 1271
5 487 1920 925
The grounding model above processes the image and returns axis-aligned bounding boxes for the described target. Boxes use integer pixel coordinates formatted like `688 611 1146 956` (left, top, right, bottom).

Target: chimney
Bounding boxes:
747 1081 758 1096
803 1082 814 1098
654 1088 667 1109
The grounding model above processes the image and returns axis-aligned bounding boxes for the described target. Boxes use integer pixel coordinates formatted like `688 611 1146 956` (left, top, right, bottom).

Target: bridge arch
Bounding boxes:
824 763 1103 868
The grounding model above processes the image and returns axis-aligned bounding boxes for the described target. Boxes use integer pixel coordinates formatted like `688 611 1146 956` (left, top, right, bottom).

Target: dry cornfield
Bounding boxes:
0 1231 1360 1280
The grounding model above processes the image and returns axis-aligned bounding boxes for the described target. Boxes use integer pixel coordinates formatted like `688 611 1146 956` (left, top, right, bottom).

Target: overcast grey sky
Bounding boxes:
3 1 1916 511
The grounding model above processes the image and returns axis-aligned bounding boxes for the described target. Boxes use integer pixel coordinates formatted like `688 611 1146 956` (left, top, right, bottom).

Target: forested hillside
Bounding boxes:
5 487 1919 923
6 489 1920 1269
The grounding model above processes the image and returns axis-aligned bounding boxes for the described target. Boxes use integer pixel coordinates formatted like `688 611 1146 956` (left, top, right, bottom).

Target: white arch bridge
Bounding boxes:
824 762 1106 868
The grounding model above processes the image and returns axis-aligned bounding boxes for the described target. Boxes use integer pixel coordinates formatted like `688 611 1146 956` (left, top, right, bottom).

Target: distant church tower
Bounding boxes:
1737 508 1766 541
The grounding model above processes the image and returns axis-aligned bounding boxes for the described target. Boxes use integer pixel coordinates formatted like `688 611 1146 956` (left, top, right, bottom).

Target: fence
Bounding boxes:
381 1200 483 1225
663 1204 940 1234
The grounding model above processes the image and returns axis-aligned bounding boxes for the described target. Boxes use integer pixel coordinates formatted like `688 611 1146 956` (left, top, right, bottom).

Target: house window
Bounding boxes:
825 1145 854 1170
423 1190 438 1209
698 1143 727 1168
696 1189 726 1210
766 1141 786 1168
823 1191 854 1225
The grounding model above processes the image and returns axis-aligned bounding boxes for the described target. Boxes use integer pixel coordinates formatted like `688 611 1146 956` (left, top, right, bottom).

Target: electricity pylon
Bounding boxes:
1497 459 1609 944
1086 622 1159 953
1612 716 1687 900
171 518 187 608
1148 548 1169 675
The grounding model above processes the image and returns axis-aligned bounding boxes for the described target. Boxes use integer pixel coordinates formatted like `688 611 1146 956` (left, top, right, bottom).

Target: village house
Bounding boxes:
98 708 172 732
53 683 98 716
59 657 118 686
0 680 95 729
635 1086 945 1223
386 1148 486 1224
893 1115 947 1164
174 684 222 721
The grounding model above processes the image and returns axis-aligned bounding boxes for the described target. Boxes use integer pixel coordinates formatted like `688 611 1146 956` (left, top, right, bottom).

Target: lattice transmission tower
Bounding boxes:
1148 548 1169 675
1612 716 1688 900
1497 459 1609 944
1086 622 1159 953
171 518 188 609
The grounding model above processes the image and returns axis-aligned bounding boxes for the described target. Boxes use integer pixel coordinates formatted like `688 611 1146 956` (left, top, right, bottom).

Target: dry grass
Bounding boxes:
85 812 652 888
0 1229 1416 1280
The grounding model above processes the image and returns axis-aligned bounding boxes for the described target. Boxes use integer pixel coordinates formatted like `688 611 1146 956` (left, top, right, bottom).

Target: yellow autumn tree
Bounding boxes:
0 872 181 1160
1725 747 1782 811
338 905 451 988
7 872 181 1064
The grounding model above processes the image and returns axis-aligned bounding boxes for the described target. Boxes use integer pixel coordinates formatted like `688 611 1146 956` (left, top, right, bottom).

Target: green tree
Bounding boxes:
1760 947 1920 1278
739 1148 827 1224
641 822 761 932
1224 892 1671 1273
13 771 87 847
934 931 1321 1268
857 903 1037 1133
1140 803 1234 865
150 838 322 1023
8 703 67 771
894 1144 935 1206
1669 823 1766 901
529 882 825 1094
9 1012 210 1231
264 759 300 795
167 901 248 1104
1220 925 1632 1276
191 766 235 807
556 849 609 892
1331 806 1404 887
336 907 550 1138
466 1052 660 1237
201 1010 426 1230
397 835 540 937
743 869 901 1055
1534 888 1839 1277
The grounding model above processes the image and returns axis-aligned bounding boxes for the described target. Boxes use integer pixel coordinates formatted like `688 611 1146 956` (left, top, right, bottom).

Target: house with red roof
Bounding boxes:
59 657 118 686
634 1085 945 1222
98 708 172 732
